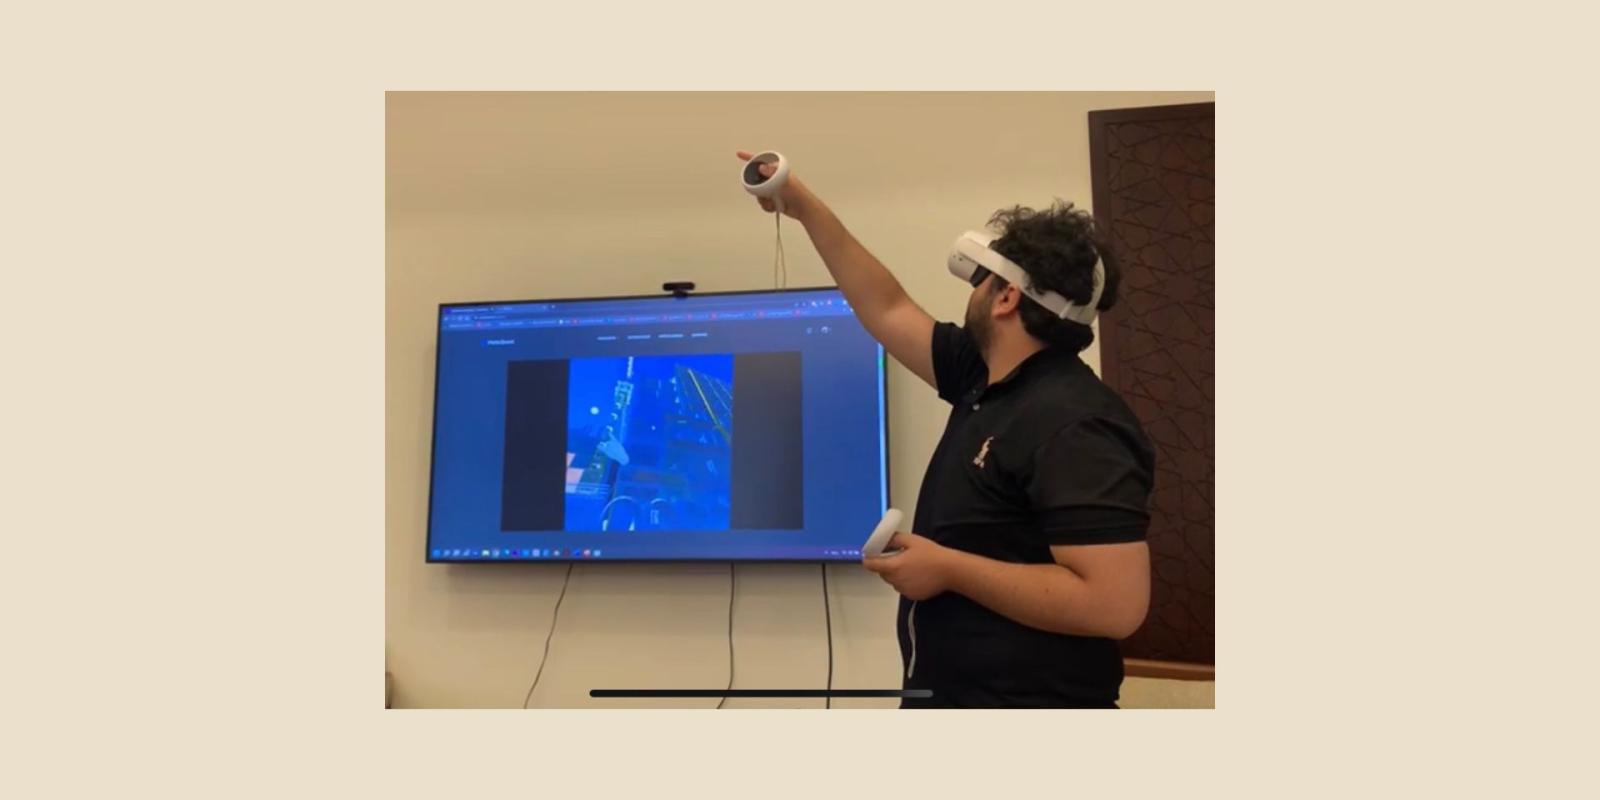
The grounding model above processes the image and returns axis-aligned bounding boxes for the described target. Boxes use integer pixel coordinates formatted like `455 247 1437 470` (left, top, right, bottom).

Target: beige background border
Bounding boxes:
6 0 1594 796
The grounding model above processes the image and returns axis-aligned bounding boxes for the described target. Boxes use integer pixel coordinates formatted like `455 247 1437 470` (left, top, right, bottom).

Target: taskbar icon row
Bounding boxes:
432 548 601 560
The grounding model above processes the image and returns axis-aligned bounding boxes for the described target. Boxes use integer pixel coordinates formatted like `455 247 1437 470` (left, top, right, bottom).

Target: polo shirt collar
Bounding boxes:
972 346 1083 400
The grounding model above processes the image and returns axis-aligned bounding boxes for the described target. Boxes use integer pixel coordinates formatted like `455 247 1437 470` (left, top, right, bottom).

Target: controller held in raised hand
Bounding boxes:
740 151 790 214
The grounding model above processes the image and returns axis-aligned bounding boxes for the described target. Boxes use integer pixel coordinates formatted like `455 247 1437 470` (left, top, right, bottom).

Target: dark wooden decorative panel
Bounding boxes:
1089 102 1215 671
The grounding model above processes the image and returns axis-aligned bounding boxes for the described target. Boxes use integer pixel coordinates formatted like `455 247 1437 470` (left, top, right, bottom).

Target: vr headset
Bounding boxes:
947 231 1105 326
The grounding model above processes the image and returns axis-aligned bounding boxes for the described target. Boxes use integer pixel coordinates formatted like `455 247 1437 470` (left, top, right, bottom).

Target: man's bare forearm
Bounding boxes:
772 176 934 385
792 196 912 325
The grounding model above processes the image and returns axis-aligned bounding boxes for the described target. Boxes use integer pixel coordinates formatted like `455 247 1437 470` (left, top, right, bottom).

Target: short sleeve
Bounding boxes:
931 321 987 405
1025 416 1155 545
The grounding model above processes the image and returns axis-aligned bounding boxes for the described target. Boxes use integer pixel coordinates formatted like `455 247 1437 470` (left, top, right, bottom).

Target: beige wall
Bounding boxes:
386 91 1215 709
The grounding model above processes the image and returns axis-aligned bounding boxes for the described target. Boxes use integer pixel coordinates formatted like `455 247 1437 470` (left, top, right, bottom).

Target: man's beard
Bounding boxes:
965 285 995 352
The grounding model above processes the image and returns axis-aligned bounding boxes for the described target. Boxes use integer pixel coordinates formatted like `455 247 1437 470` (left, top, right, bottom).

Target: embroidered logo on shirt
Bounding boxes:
973 436 994 468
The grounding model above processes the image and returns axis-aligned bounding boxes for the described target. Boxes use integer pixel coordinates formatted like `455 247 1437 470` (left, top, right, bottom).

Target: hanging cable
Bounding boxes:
774 212 788 289
717 563 736 709
822 563 834 709
522 562 576 709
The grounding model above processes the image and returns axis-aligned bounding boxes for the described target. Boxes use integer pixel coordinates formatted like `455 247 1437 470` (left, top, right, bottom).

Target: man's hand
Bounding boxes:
736 151 817 222
862 531 957 601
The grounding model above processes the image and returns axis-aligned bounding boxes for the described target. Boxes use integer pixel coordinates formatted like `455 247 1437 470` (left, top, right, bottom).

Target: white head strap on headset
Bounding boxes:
947 230 1105 325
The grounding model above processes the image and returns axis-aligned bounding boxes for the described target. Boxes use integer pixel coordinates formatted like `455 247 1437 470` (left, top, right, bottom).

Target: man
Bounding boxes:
737 152 1155 708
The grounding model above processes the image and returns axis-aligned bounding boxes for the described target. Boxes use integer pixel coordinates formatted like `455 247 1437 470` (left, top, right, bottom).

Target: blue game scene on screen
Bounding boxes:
425 287 888 563
563 355 735 532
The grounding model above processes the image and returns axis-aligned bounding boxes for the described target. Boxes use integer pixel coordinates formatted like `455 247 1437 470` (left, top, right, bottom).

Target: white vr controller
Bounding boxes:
740 151 790 214
862 508 905 559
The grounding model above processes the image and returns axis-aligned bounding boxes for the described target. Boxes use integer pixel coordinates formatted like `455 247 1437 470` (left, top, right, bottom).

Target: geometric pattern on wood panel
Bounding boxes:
1089 103 1214 666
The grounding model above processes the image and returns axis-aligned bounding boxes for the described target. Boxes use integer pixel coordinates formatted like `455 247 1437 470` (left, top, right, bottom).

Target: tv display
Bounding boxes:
426 287 889 562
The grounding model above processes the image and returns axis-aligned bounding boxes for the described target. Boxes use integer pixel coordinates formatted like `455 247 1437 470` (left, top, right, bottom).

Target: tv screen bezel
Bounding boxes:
424 285 892 565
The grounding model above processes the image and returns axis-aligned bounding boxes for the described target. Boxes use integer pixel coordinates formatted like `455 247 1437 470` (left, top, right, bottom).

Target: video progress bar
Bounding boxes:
590 689 932 698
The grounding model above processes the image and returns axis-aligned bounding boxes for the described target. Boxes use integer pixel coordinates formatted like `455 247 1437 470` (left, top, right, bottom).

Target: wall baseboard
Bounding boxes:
1125 658 1214 681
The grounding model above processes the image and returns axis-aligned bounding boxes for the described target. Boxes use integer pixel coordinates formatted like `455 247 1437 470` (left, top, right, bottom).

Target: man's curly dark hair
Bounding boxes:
986 200 1120 353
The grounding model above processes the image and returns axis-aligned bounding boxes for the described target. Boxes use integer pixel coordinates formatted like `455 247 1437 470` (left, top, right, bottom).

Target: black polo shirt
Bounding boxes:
897 321 1155 708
